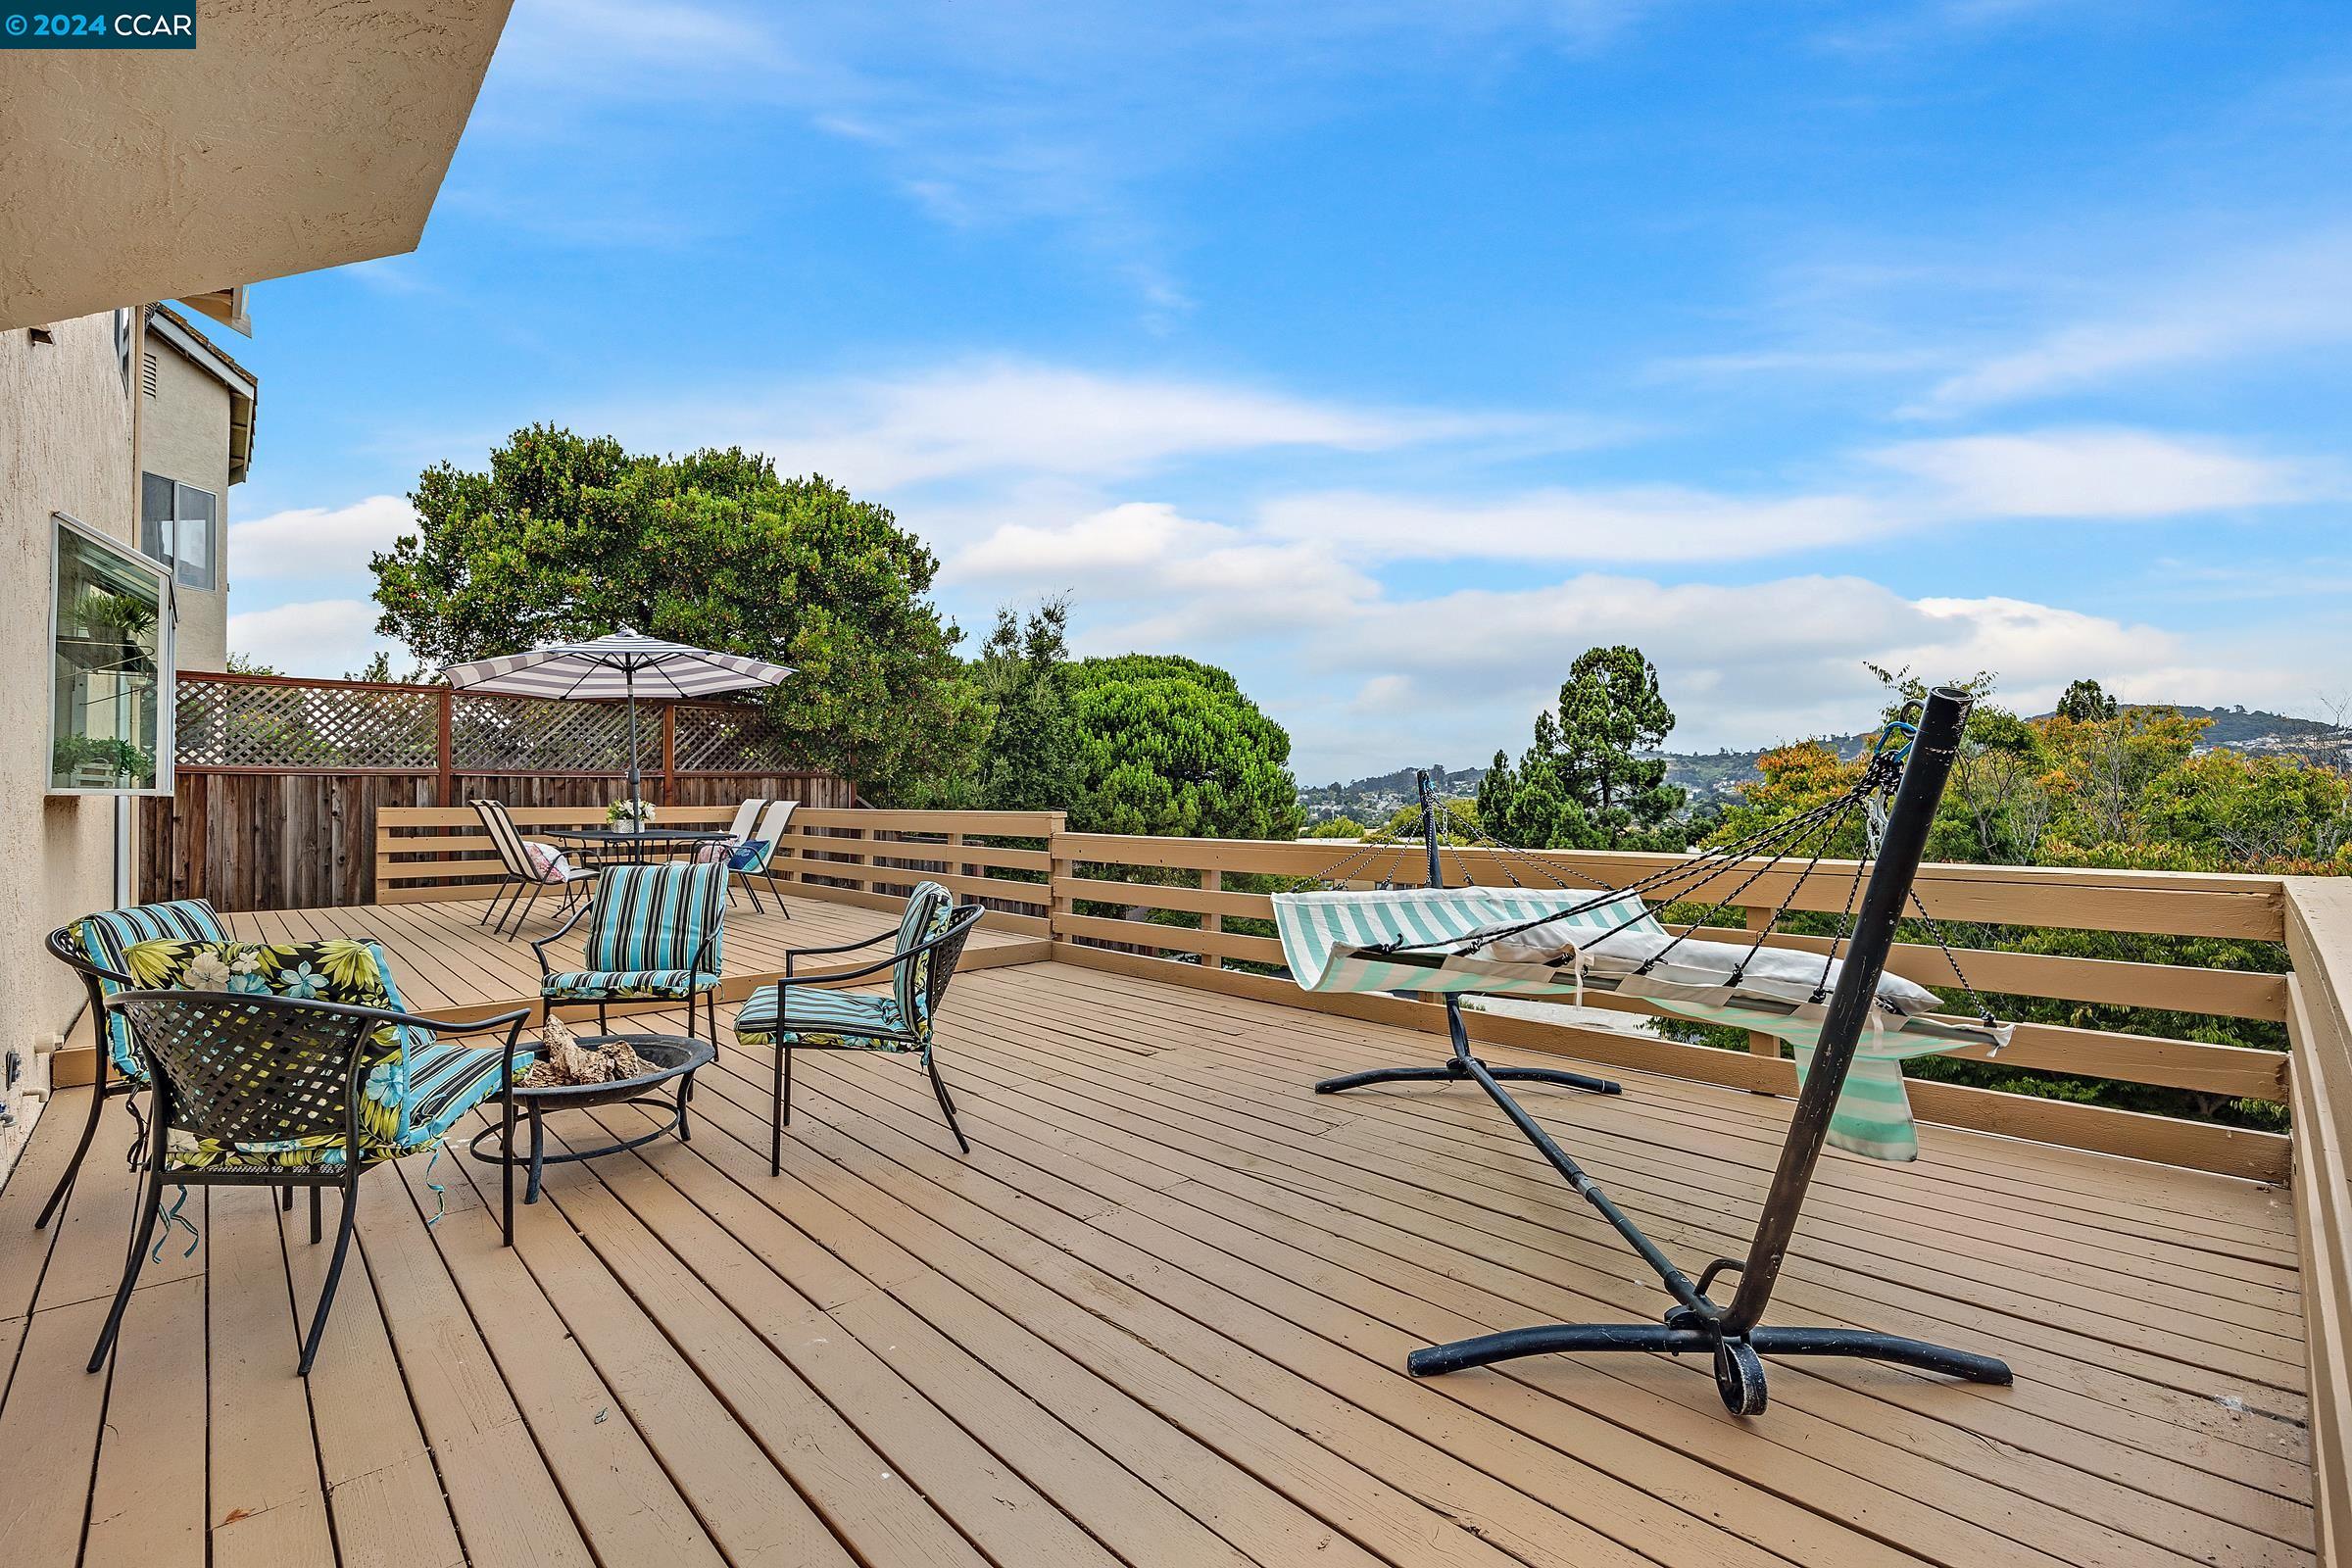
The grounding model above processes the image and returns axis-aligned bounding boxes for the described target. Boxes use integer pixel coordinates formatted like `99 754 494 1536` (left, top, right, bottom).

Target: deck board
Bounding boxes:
0 900 2316 1568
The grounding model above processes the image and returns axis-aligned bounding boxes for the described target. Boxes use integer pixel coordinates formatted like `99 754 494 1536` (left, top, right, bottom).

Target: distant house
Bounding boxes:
137 302 258 672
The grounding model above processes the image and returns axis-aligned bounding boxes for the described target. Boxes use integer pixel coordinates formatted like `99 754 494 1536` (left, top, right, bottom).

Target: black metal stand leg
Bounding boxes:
1315 1061 1621 1097
89 1162 169 1372
1745 1327 2014 1384
676 1072 697 1144
1407 1319 2010 1415
34 1072 112 1230
296 1181 361 1376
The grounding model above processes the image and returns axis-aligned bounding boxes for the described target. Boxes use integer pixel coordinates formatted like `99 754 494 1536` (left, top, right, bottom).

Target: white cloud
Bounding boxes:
640 361 1591 493
1254 427 2311 566
228 496 418 581
1903 231 2352 416
1864 429 2312 517
226 601 401 676
940 499 2313 775
1259 487 1895 564
947 502 1375 646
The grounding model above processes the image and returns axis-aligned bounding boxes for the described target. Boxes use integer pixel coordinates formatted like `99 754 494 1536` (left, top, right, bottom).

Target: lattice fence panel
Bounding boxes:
176 679 439 768
672 701 805 771
451 692 652 773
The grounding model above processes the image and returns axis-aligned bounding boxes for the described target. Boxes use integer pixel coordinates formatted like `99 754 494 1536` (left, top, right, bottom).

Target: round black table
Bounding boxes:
468 1033 714 1202
547 825 730 868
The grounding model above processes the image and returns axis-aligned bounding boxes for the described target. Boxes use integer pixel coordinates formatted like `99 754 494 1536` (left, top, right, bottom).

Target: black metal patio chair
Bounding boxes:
81 974 530 1377
730 881 985 1172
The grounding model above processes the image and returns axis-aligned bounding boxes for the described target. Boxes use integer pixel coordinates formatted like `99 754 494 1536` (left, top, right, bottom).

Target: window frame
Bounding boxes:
48 511 176 798
137 470 220 591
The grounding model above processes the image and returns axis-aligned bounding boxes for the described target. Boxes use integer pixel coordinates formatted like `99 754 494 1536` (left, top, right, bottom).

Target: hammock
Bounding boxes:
1270 691 2014 1416
1273 884 2013 1160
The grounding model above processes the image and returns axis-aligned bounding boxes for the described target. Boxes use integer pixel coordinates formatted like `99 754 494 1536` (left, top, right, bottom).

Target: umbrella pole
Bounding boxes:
624 664 642 810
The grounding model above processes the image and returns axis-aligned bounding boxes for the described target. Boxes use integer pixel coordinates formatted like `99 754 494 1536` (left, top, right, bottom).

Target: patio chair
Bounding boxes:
533 859 727 1041
471 798 597 938
64 937 531 1376
728 799 798 914
731 880 985 1172
34 899 229 1231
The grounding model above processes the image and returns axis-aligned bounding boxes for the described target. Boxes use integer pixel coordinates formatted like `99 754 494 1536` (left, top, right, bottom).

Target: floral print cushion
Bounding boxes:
122 936 398 1010
115 937 528 1170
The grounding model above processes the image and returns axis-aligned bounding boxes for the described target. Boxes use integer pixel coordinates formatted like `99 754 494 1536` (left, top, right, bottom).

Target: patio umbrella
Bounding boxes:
442 630 794 808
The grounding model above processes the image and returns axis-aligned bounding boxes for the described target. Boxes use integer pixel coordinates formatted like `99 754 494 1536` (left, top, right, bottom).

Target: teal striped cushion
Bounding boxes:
734 984 913 1051
895 883 952 1028
543 967 717 1002
72 900 228 1078
586 862 726 975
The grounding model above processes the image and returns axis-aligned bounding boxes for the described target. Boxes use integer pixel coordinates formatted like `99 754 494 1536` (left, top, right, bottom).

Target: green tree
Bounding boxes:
961 598 1083 813
370 424 986 800
1476 645 1687 851
1063 654 1302 839
2055 676 2121 722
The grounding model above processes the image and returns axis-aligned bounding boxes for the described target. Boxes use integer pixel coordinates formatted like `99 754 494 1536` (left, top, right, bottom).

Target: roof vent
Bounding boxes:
141 351 159 399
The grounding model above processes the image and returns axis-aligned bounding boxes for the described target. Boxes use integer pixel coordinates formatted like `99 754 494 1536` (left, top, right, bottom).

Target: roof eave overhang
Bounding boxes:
0 1 514 331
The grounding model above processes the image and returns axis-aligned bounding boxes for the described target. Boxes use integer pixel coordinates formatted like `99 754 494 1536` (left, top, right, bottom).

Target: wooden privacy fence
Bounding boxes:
142 670 851 910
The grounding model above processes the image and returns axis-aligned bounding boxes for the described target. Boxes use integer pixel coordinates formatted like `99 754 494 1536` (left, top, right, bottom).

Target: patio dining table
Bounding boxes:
547 825 731 868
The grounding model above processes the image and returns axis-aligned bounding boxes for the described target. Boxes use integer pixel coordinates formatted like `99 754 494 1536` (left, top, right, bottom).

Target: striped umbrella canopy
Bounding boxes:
443 630 793 807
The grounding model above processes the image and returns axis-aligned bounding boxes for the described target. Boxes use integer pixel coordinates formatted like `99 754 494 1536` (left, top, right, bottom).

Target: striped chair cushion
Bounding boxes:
894 883 953 1032
71 899 227 1079
585 862 727 976
166 1041 525 1172
734 985 915 1053
543 967 718 1002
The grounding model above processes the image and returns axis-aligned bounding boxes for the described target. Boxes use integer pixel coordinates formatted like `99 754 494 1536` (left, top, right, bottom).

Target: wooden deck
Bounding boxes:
1 927 2317 1567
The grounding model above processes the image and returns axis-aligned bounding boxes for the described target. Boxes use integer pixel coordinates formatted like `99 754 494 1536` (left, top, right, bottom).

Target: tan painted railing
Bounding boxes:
2285 878 2352 1563
375 805 1059 938
1050 832 2295 1181
376 804 2313 1180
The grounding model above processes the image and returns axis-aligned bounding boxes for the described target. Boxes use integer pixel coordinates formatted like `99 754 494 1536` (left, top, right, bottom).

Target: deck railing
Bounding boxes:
376 805 1057 938
367 801 2304 1179
2285 878 2352 1561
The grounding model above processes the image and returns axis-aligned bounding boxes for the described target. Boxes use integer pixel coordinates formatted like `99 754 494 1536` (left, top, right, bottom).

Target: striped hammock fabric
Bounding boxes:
1272 887 2012 1161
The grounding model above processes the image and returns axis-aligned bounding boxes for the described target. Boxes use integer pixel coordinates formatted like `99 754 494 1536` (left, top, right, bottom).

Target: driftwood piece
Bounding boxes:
519 1015 652 1087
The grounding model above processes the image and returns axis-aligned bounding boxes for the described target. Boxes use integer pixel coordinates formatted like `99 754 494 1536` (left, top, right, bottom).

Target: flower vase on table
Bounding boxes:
606 800 658 828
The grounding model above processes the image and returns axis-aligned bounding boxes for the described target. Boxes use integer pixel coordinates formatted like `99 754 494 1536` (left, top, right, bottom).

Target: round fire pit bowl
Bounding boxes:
468 1033 715 1203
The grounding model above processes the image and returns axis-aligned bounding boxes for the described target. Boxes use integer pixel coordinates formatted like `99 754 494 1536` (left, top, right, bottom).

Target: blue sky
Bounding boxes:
223 0 2352 780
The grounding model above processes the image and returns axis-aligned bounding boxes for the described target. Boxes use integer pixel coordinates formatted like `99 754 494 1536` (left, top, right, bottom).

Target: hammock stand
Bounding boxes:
1307 686 2012 1415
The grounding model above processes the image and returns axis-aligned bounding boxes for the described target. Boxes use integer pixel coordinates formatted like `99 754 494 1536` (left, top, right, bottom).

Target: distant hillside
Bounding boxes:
1302 706 2347 818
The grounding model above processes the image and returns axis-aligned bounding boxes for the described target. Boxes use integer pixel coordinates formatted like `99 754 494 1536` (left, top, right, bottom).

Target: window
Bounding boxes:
139 470 218 590
50 514 173 795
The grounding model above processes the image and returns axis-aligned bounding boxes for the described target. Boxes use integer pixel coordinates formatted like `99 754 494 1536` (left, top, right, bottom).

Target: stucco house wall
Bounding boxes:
138 326 237 670
0 312 141 1170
